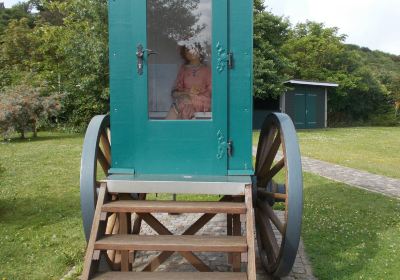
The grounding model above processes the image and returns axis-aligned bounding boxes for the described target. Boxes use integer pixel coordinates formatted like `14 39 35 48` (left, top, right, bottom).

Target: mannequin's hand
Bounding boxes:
172 91 188 98
190 86 201 95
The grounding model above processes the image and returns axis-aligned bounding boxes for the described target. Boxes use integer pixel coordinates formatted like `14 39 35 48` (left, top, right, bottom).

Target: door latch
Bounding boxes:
227 52 234 69
227 140 233 157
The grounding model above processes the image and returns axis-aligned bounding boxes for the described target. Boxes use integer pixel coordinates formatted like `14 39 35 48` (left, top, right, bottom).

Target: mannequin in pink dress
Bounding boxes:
166 45 212 120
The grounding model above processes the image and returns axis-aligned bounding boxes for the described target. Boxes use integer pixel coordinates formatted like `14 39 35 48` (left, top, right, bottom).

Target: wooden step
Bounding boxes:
101 200 246 214
95 235 247 253
92 272 248 280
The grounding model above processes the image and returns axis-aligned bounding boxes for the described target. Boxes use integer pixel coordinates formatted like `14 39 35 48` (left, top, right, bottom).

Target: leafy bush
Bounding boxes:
0 84 61 139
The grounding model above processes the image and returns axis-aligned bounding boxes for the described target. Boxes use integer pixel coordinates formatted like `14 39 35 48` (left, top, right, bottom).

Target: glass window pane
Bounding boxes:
147 0 212 120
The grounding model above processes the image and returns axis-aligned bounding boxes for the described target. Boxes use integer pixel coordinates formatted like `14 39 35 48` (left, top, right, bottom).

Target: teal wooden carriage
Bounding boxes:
80 1 303 279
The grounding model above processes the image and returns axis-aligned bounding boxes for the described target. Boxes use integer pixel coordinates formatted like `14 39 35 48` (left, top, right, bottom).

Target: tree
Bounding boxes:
253 6 293 99
30 0 109 127
0 2 34 34
0 84 61 139
283 21 390 122
0 17 38 88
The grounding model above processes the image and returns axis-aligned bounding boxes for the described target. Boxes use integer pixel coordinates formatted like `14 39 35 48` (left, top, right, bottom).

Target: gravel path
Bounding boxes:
252 147 400 198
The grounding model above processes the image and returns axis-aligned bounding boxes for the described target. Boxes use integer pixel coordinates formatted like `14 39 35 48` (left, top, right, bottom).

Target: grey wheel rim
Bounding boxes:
80 114 110 241
254 113 303 277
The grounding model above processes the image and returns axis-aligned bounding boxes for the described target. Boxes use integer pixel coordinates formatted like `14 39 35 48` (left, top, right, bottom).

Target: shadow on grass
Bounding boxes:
302 174 400 279
0 192 82 228
1 132 83 144
0 193 85 279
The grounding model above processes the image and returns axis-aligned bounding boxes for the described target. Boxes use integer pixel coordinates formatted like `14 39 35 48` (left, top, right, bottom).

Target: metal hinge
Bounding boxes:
227 140 233 157
228 52 234 69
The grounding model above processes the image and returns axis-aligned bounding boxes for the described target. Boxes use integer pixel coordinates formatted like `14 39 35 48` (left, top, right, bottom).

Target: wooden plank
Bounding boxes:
92 272 248 280
227 214 233 265
118 213 130 272
102 200 246 214
131 193 146 262
95 235 247 253
82 184 108 280
245 185 257 280
232 214 242 272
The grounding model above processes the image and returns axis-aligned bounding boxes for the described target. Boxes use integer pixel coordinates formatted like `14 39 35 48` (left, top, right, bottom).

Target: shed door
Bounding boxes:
294 92 306 129
109 0 229 175
306 93 317 128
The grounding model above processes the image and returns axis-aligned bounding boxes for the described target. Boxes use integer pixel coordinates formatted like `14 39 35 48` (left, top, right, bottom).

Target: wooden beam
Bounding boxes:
139 213 211 272
102 200 247 214
82 184 108 280
232 214 241 272
118 213 131 272
142 196 231 272
95 235 247 253
245 185 257 280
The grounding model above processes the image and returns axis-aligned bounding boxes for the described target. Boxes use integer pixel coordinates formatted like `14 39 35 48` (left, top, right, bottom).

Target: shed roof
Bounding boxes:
286 79 339 87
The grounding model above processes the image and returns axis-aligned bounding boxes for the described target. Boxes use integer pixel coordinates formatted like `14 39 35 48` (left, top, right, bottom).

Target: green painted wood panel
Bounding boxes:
285 85 326 129
109 0 235 175
294 91 306 129
227 0 253 174
306 92 317 128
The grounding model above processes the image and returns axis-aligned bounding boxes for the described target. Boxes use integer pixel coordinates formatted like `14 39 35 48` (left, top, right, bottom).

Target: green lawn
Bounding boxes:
303 173 400 279
1 131 400 279
0 133 86 279
254 127 400 179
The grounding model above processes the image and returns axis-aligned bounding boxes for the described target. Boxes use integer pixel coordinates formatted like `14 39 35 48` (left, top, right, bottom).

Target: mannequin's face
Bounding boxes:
184 48 200 63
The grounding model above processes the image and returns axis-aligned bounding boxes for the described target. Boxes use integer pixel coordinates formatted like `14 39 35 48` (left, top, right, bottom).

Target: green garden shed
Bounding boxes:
253 80 338 129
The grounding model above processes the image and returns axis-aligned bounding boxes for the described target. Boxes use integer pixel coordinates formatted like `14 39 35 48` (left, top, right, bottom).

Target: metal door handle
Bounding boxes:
146 49 159 56
136 44 144 75
136 44 159 75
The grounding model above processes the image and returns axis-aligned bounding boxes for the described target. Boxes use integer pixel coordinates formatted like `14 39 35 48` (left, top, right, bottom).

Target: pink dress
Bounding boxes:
173 64 212 119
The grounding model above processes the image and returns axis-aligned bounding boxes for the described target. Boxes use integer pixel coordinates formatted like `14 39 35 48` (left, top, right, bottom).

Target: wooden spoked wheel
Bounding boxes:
254 113 303 277
80 114 132 270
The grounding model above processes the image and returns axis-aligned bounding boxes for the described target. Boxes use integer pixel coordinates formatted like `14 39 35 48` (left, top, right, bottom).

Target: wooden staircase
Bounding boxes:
82 183 256 280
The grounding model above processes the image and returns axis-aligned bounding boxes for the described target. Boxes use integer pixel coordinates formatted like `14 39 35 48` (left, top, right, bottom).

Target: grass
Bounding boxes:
254 127 400 178
1 131 400 279
303 173 400 279
0 132 86 280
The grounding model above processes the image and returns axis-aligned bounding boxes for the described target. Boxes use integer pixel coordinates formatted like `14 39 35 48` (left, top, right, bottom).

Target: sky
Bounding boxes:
266 0 400 55
3 0 400 55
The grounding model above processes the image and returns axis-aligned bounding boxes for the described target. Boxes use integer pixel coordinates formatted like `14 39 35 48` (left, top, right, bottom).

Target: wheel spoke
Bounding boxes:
106 213 117 234
256 126 277 172
264 158 285 183
258 211 280 259
100 130 111 165
256 211 278 265
97 147 110 175
257 133 281 177
257 199 285 234
258 188 287 201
